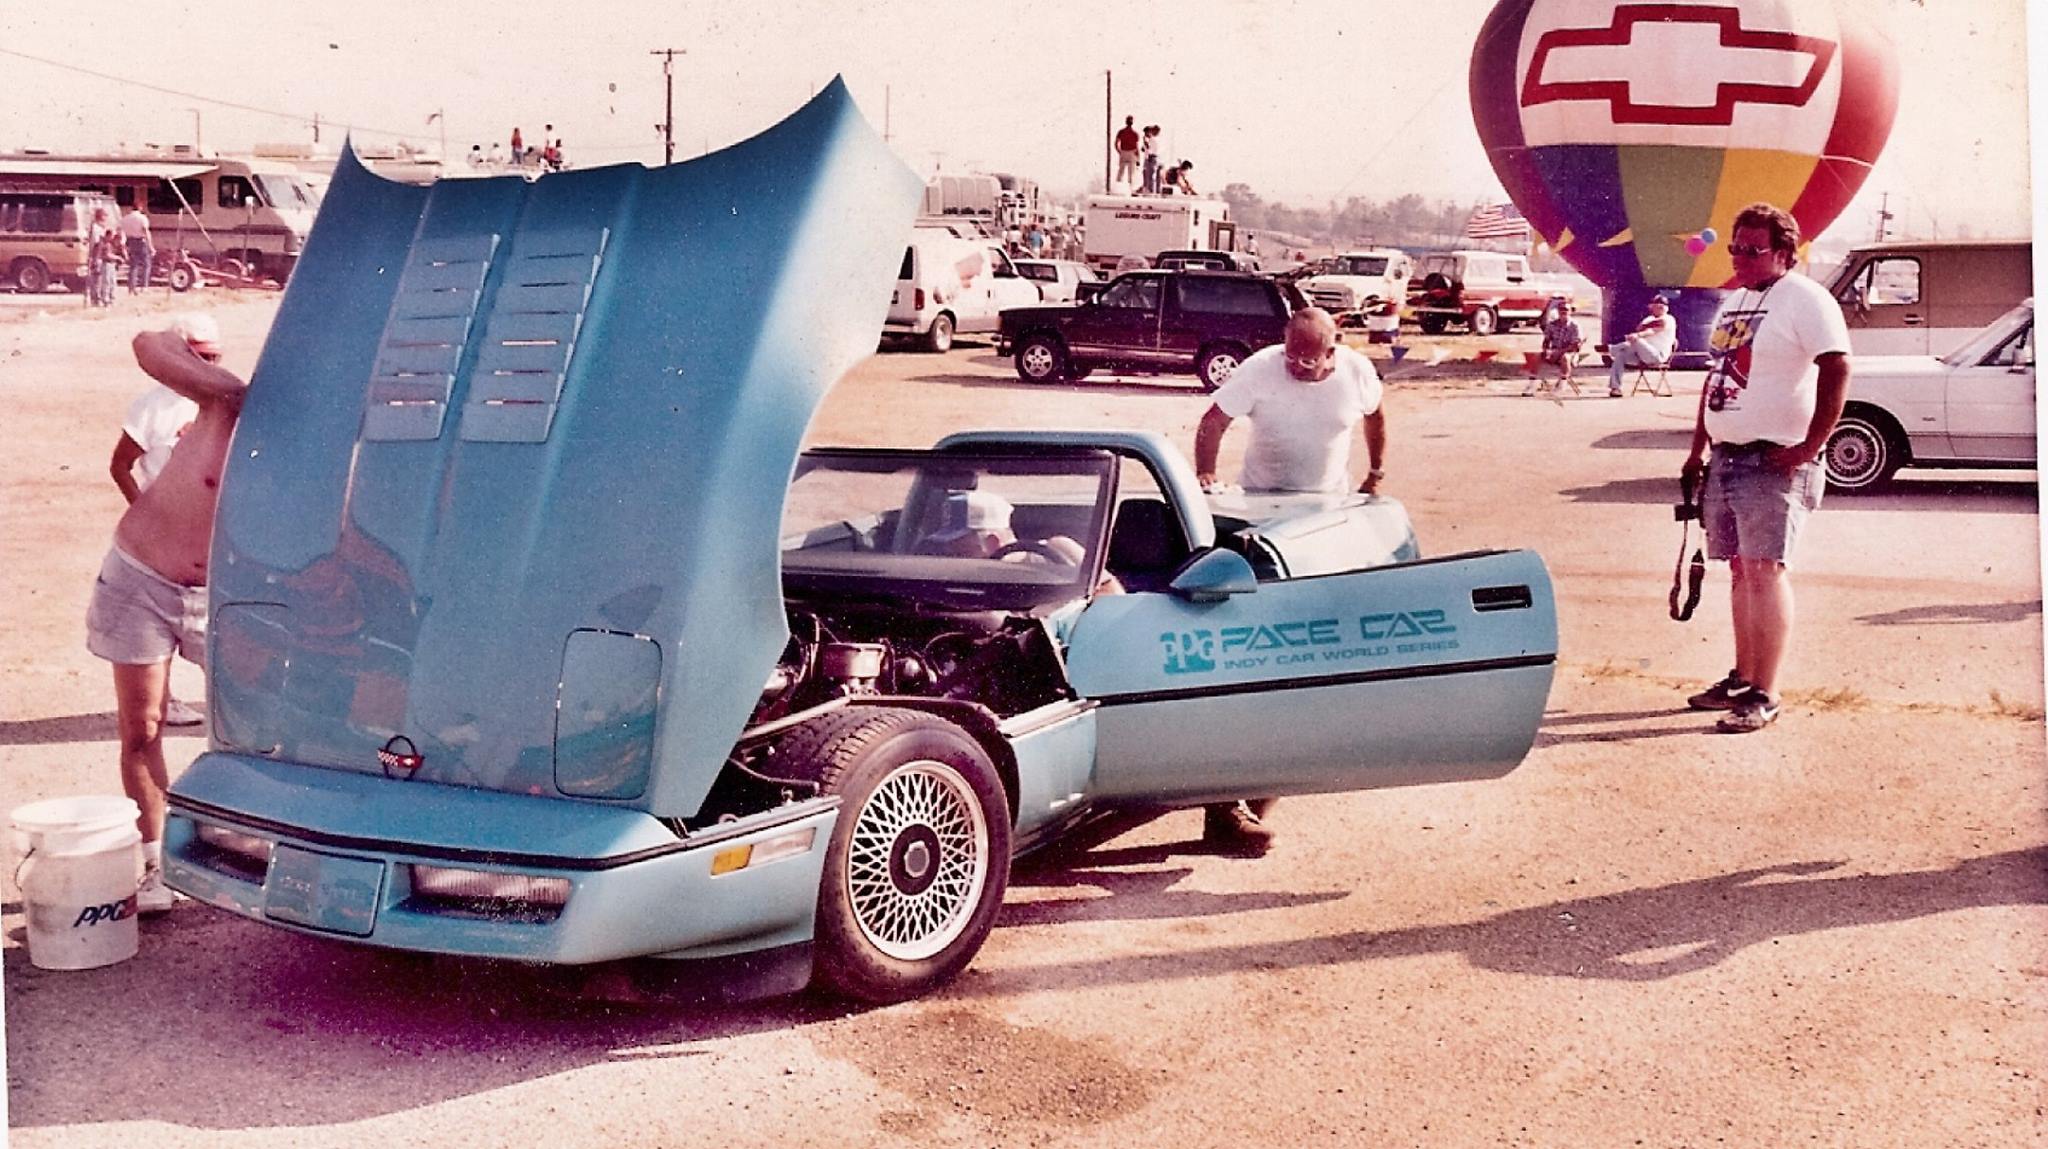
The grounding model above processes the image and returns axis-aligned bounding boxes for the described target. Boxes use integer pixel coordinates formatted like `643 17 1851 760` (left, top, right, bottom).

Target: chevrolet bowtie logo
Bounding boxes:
378 735 424 777
1521 3 1837 127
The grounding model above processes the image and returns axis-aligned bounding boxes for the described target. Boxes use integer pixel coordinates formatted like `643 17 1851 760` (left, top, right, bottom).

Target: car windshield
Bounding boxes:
1017 262 1057 282
1942 302 2035 367
782 449 1116 609
254 174 320 211
1339 256 1389 275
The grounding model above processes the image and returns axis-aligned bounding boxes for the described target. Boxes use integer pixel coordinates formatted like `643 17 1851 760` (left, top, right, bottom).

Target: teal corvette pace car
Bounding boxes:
163 82 1558 1004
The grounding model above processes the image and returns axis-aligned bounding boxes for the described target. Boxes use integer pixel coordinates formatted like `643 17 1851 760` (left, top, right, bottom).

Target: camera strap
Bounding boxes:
1670 468 1705 622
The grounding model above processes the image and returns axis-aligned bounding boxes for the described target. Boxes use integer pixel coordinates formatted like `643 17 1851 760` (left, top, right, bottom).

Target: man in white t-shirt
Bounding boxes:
1191 307 1387 850
1607 294 1677 397
1196 308 1386 495
1681 203 1851 734
107 315 216 734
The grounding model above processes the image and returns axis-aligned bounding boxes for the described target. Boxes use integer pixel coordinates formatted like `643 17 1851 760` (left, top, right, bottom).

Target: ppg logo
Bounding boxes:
73 895 138 928
1160 630 1217 675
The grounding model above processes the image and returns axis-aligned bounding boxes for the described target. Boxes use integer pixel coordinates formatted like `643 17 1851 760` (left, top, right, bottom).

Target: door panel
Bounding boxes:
1066 549 1556 803
1066 277 1163 362
1945 337 2037 461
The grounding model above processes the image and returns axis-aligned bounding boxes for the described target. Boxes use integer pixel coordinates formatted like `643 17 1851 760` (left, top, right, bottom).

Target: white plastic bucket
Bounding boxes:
11 795 143 970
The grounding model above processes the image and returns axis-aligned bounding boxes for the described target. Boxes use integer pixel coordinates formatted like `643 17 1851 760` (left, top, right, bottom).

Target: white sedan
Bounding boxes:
1826 300 2036 492
1012 258 1101 303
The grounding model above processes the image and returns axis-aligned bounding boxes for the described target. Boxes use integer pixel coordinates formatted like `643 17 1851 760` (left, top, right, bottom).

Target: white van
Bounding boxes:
1825 240 2033 357
884 228 1042 352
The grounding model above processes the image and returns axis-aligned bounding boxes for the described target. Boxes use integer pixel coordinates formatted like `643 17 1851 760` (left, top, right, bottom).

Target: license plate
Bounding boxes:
264 846 384 937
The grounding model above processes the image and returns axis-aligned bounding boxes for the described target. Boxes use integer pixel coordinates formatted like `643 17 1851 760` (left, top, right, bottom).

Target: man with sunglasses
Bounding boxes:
1192 306 1388 848
86 315 249 910
1681 203 1851 733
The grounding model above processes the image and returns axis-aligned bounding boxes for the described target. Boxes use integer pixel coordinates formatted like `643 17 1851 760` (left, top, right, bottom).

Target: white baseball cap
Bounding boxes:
172 312 221 355
927 490 1013 542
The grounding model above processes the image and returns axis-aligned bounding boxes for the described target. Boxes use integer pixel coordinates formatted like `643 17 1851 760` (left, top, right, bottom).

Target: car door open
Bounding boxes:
1064 548 1557 805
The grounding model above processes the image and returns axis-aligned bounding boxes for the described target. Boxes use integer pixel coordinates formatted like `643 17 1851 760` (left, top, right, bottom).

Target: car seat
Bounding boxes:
1106 499 1187 592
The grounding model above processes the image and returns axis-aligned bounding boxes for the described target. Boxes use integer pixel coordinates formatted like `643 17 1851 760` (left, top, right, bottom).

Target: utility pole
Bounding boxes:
312 113 321 145
1103 71 1112 194
651 48 684 165
1876 191 1893 242
884 85 891 144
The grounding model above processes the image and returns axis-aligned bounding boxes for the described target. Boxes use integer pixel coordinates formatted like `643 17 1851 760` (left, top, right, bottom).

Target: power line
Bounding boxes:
0 45 424 143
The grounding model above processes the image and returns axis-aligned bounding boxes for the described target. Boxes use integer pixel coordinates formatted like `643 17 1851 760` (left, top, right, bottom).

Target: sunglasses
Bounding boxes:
1725 242 1773 258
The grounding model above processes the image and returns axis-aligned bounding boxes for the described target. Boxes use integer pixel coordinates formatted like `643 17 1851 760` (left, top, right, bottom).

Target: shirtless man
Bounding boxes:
85 320 248 911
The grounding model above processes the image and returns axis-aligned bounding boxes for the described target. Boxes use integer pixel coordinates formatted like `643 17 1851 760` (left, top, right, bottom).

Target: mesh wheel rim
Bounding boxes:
1828 426 1880 484
844 761 990 961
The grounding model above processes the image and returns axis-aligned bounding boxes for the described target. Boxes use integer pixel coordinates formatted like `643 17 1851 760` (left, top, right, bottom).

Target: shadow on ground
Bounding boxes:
963 847 2048 995
6 831 2040 1131
1562 474 2039 512
1859 600 2043 626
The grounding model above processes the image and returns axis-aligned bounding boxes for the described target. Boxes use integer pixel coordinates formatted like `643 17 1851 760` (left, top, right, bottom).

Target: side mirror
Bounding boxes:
1168 548 1258 603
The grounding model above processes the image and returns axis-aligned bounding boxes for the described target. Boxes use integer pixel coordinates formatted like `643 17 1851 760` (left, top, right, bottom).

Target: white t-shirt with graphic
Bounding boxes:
1211 344 1382 492
1702 272 1850 446
123 384 199 489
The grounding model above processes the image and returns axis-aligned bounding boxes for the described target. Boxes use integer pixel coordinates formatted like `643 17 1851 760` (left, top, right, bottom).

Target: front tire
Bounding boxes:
1014 334 1069 384
781 708 1011 1004
1824 410 1904 492
166 262 199 292
11 258 50 294
923 312 955 353
1196 343 1247 392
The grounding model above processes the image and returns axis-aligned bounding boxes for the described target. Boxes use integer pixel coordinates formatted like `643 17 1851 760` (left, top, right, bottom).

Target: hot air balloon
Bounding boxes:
1471 0 1899 363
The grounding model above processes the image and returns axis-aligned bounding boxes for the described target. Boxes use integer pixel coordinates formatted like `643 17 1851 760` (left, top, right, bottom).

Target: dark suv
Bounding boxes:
997 270 1303 390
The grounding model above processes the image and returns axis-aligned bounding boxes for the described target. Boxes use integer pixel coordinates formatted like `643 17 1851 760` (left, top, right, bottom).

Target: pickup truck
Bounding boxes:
997 269 1305 390
161 87 1557 1006
1298 248 1414 317
1408 250 1554 335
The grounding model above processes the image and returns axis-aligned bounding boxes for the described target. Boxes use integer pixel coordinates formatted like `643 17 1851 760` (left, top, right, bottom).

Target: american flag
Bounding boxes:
1465 202 1530 240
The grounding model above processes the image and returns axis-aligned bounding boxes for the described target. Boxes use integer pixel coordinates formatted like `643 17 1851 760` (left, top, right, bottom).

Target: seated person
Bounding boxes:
1606 293 1677 396
1525 299 1584 394
916 490 1021 559
916 490 1101 578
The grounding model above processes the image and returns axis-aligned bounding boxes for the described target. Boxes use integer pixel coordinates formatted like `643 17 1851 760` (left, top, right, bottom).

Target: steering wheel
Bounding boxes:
992 538 1075 564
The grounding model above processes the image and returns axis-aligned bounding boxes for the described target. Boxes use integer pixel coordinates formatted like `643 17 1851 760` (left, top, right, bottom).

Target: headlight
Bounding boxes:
408 865 572 921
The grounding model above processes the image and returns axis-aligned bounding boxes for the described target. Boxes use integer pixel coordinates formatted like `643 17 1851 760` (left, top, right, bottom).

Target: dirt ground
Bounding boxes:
2 291 2043 1148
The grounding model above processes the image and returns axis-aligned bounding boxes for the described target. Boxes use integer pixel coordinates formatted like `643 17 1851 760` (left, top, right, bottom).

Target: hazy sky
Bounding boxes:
0 0 2033 245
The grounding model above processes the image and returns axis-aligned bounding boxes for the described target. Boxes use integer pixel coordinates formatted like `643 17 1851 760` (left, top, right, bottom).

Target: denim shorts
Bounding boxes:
1703 443 1824 564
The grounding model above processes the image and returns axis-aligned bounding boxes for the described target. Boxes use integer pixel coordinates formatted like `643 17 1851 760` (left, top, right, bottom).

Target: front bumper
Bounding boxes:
164 751 837 967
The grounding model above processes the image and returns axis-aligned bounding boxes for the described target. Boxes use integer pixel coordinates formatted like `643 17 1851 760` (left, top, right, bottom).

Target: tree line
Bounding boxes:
1218 183 1498 250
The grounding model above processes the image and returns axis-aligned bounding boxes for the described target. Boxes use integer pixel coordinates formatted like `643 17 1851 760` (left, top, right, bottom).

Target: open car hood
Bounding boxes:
208 80 921 818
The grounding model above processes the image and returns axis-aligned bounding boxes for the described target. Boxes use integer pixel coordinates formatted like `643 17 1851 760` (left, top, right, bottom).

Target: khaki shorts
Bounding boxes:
85 546 207 666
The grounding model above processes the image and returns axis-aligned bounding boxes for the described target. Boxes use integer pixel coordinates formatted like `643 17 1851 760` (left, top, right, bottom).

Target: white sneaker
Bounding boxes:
137 863 179 914
163 697 206 727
